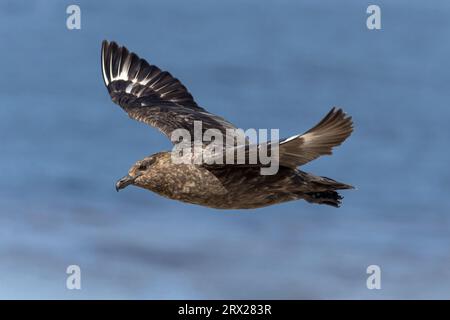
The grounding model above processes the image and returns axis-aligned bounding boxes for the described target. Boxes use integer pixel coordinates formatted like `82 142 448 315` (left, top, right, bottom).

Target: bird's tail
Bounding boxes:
301 174 354 207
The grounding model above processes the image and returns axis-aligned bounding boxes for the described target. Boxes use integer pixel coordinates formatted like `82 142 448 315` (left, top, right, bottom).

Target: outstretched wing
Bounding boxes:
203 108 353 168
277 107 353 167
101 40 237 143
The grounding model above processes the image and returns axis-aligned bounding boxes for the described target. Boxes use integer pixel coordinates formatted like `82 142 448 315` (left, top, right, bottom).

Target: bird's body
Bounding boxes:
102 41 354 209
122 152 352 209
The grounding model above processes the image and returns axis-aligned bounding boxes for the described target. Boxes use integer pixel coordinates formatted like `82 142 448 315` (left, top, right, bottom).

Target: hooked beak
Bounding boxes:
115 174 135 192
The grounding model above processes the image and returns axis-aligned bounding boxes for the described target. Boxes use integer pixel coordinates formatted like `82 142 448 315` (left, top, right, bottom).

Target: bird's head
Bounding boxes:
115 155 158 192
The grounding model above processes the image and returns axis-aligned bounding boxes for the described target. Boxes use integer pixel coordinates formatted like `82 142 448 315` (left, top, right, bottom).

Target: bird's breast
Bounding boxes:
142 163 228 204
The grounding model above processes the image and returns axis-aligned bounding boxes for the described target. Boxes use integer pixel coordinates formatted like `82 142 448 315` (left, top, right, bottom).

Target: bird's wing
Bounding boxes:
203 108 353 168
101 40 237 144
277 107 353 167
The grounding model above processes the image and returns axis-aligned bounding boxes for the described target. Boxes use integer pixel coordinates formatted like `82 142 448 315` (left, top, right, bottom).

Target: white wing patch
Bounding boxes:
281 134 300 144
101 45 109 86
125 83 134 93
102 45 157 88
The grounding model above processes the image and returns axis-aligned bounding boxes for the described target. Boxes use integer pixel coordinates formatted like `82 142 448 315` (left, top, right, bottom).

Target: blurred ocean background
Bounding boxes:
1 0 450 299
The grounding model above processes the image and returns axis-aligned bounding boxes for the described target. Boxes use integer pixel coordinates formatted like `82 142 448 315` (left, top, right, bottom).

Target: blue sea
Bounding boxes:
1 0 450 299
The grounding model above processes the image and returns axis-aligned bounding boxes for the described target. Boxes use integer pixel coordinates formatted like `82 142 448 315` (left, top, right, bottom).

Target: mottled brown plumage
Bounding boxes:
102 40 354 209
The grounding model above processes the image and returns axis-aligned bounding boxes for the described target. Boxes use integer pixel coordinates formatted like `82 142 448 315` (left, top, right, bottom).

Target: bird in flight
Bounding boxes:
101 40 354 209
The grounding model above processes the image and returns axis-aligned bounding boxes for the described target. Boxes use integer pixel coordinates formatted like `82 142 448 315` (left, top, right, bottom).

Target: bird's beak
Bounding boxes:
115 174 135 192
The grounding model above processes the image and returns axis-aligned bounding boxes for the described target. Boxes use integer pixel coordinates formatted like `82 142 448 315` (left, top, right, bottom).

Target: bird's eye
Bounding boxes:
138 164 147 171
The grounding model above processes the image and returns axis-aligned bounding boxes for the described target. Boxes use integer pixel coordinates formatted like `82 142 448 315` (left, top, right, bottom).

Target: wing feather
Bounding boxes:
203 108 353 168
101 40 237 143
278 108 353 167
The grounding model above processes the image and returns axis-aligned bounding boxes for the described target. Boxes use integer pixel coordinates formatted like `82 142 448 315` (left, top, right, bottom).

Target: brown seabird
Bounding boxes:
102 40 354 209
